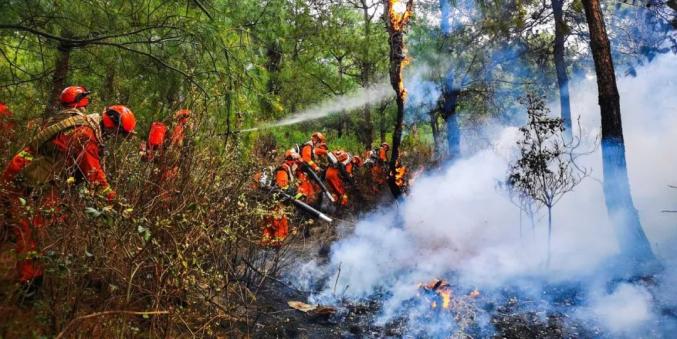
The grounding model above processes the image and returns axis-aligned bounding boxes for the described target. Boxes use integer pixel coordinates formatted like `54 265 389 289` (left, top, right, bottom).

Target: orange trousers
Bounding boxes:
325 167 349 206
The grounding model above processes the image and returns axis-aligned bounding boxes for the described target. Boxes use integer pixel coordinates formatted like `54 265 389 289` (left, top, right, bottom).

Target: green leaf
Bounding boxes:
85 207 102 217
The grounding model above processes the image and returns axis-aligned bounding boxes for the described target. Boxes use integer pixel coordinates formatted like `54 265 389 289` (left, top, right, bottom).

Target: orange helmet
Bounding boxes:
284 149 300 160
175 108 191 120
60 86 91 108
311 132 326 143
352 155 363 167
102 105 137 134
0 102 11 117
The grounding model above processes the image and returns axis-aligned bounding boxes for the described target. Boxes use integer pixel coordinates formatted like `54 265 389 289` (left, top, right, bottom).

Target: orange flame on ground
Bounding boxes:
420 279 454 310
440 289 452 309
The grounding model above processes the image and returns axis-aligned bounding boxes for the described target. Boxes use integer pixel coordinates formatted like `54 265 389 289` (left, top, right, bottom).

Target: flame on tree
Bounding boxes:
385 0 413 198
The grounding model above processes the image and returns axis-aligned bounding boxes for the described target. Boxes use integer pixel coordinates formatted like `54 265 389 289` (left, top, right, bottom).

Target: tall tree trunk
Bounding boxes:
101 67 116 102
430 110 440 156
441 74 461 160
45 44 72 116
552 0 573 140
440 1 461 161
582 0 659 273
361 105 373 148
385 0 414 199
263 40 282 113
380 102 387 143
547 206 552 267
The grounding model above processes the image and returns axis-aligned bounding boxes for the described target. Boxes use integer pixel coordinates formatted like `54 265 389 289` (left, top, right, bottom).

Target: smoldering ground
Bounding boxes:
290 53 677 337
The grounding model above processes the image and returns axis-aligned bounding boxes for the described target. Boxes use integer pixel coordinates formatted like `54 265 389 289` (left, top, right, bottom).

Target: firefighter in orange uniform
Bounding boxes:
366 142 390 191
325 150 363 206
300 132 328 172
141 109 192 201
298 132 328 205
1 86 136 295
262 150 303 245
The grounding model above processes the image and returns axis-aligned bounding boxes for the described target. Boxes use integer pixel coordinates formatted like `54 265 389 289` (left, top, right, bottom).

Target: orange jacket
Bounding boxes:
378 146 388 163
2 125 112 196
300 142 328 171
274 161 296 190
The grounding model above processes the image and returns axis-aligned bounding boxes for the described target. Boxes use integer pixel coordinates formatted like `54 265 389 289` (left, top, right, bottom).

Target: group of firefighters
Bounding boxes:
0 86 192 298
259 132 391 245
0 84 395 300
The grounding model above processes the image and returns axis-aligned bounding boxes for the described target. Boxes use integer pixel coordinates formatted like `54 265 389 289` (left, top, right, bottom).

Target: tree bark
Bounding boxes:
385 0 413 199
387 29 406 198
263 40 283 113
101 67 116 102
44 43 72 116
547 206 552 267
441 76 461 161
430 110 440 156
440 1 461 161
582 0 659 273
551 0 572 140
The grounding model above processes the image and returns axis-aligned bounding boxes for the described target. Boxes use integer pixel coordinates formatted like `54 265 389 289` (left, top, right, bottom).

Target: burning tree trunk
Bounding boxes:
581 0 659 273
45 43 72 116
385 0 413 199
551 0 572 140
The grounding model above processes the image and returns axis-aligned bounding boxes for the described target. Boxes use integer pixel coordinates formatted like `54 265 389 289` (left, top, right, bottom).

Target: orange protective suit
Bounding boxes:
369 145 389 188
325 151 358 206
142 114 190 202
2 116 112 283
262 161 297 245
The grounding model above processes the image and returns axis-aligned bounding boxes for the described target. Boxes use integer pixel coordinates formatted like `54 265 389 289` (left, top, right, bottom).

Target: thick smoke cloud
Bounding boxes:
296 53 677 335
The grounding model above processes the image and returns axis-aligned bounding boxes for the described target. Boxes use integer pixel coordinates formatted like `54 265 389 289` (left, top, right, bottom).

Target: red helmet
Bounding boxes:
352 155 363 167
0 102 11 117
175 109 191 120
60 86 91 108
102 105 137 134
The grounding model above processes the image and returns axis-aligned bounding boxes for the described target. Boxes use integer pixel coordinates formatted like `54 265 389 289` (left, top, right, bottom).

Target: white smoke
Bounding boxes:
577 283 656 335
296 53 677 334
241 63 450 132
240 82 393 132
